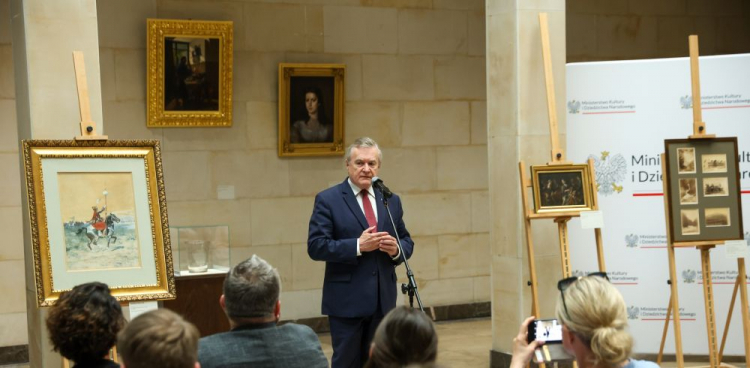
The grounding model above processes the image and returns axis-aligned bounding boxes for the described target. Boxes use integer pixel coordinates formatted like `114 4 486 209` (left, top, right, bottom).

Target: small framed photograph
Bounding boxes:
278 63 346 157
531 164 594 214
677 147 696 174
705 208 731 227
702 154 727 173
147 19 234 127
680 209 700 235
703 177 729 197
22 140 176 306
678 178 698 204
664 137 743 243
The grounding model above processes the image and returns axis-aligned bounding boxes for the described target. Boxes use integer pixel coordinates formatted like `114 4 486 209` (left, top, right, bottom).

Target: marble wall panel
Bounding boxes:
473 275 490 301
99 48 116 102
0 45 14 99
596 15 658 59
230 244 293 286
0 260 25 314
323 6 398 54
250 197 314 246
436 145 488 190
398 235 439 284
0 99 17 152
362 55 434 101
398 9 468 55
283 53 364 101
161 151 212 201
418 277 474 306
246 101 277 150
344 102 401 148
433 0 484 10
291 243 326 291
401 192 471 236
212 150 290 199
470 101 487 145
375 147 436 193
402 101 470 146
0 154 20 207
361 0 431 8
114 49 146 101
0 206 23 261
279 289 324 319
232 51 285 102
101 101 163 140
288 157 346 197
162 104 248 152
245 3 323 52
471 191 489 233
0 312 28 346
97 0 155 49
435 56 486 100
157 1 245 50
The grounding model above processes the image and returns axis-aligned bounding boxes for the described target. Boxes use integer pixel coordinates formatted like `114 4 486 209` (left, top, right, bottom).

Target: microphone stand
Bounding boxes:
380 191 424 312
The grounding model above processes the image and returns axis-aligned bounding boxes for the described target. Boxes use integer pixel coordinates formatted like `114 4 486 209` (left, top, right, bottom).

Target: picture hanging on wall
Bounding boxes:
147 19 233 127
278 63 346 157
664 137 743 243
22 140 176 306
531 164 595 214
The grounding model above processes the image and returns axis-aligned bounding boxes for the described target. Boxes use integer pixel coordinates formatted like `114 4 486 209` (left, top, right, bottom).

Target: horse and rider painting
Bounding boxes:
58 172 141 271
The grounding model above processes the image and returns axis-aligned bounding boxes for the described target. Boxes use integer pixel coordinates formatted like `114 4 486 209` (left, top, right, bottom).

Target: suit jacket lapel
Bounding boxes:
340 180 369 230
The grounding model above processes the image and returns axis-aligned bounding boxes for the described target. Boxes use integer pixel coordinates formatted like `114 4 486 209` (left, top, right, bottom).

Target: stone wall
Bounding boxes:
567 0 750 62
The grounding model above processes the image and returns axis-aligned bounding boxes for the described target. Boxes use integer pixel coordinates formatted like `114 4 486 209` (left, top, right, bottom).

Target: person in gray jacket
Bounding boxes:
198 255 328 368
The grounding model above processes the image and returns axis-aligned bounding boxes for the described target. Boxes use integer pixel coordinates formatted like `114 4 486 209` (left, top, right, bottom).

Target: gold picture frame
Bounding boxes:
22 140 176 306
278 63 345 157
147 19 233 127
531 164 595 214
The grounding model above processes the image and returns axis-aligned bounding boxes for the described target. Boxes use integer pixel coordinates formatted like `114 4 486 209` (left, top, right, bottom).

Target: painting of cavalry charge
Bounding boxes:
58 172 142 271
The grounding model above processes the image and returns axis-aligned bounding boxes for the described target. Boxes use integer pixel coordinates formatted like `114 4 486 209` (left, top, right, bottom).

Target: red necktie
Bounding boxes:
361 190 377 229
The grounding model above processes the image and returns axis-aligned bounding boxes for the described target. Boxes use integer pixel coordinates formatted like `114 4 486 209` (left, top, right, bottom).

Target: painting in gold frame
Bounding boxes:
531 164 595 214
278 63 345 157
147 19 233 127
22 140 176 306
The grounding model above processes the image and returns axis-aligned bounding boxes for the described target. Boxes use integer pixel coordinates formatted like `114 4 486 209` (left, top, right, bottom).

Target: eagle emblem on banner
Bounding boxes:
589 151 627 196
680 95 692 109
627 306 640 320
567 100 581 114
625 234 639 248
682 269 697 284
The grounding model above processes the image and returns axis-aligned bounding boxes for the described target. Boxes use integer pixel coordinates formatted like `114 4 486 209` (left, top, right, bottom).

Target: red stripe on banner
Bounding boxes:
612 282 639 285
640 246 667 249
704 105 750 110
641 318 696 321
742 190 750 194
699 282 750 285
582 111 636 115
633 193 663 197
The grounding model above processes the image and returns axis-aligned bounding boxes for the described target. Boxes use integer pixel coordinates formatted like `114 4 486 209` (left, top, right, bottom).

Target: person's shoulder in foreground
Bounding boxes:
623 359 660 368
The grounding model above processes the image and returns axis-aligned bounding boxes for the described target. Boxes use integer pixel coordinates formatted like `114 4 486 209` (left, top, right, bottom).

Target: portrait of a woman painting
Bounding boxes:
289 77 335 144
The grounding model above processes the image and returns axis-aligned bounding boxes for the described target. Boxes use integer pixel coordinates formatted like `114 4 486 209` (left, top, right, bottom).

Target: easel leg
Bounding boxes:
555 218 572 278
699 247 719 368
737 258 750 362
593 228 606 272
667 243 685 368
658 296 672 365
718 276 740 363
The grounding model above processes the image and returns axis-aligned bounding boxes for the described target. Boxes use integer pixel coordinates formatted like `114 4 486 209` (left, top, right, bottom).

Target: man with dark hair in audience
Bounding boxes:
198 255 328 368
117 309 200 368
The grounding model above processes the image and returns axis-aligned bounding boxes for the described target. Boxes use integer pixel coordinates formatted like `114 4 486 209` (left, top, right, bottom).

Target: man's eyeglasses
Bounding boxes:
557 272 610 318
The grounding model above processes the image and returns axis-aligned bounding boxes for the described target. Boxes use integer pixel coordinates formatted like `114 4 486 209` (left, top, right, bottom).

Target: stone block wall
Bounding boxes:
567 0 750 62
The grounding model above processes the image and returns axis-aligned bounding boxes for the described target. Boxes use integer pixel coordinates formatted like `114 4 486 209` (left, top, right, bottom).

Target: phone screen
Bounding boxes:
527 319 563 344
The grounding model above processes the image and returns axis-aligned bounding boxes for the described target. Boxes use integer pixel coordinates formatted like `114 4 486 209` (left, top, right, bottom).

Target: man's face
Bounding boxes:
347 146 380 190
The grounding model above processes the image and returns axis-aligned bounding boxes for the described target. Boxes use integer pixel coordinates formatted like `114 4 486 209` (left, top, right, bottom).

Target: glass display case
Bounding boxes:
171 225 230 277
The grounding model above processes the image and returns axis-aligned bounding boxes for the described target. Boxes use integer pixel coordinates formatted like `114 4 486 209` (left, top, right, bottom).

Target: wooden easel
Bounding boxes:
61 51 117 368
656 36 750 368
518 15 608 361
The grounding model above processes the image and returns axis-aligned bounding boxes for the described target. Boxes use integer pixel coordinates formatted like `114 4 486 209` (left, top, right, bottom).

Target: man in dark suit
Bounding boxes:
308 137 415 368
198 255 328 368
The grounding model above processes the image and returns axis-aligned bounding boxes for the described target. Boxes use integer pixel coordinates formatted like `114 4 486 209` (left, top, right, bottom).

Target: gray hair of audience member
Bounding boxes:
117 309 199 368
344 137 383 164
223 254 281 319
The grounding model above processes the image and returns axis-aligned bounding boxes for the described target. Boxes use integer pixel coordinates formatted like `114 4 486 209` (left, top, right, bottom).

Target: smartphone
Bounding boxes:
527 318 563 344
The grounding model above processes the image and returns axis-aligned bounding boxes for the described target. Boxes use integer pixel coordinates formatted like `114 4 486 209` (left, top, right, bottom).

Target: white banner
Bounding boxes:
566 54 750 355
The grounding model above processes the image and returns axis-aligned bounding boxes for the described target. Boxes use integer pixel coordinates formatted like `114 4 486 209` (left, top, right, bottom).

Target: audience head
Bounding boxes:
555 275 633 367
366 306 438 368
46 282 125 364
222 254 281 325
117 309 200 368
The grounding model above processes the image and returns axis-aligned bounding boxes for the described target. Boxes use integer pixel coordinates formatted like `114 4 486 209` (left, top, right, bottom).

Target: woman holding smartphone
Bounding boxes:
510 275 658 368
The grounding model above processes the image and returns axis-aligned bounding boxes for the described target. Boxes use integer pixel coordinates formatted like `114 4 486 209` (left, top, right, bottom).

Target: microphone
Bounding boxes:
371 176 393 199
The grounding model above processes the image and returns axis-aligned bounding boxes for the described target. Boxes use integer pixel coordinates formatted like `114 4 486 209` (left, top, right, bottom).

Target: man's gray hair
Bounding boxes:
345 137 383 163
223 254 280 319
